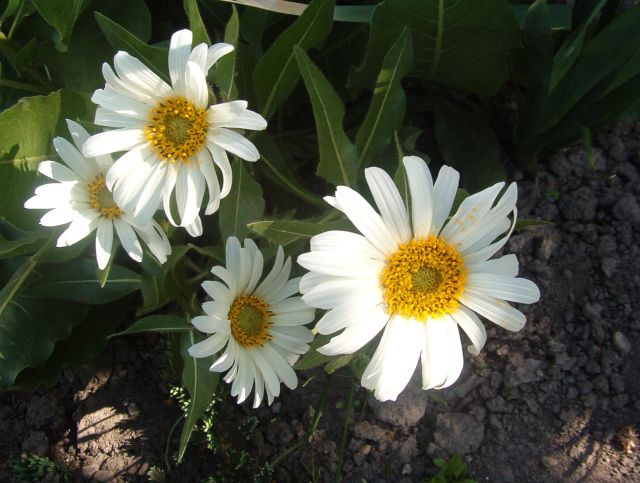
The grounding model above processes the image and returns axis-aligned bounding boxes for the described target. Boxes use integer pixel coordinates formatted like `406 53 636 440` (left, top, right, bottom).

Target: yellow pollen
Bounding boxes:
381 236 466 321
144 96 209 163
87 174 123 219
229 295 273 347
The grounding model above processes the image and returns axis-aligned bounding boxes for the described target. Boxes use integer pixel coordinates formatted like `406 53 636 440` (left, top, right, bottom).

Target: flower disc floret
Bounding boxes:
229 295 272 347
381 236 466 320
88 174 124 219
145 96 209 163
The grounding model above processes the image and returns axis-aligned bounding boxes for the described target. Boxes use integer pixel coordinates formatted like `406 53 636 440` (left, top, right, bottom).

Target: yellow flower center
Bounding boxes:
144 96 209 163
88 174 123 219
381 236 466 320
229 295 273 347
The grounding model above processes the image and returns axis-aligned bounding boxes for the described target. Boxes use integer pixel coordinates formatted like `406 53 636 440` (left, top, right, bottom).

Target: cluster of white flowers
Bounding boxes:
26 30 540 406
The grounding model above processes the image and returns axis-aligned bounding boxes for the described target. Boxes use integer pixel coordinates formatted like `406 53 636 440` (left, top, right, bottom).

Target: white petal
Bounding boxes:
100 62 153 103
198 150 222 214
113 217 143 262
463 207 518 265
297 250 383 279
95 219 114 269
431 165 460 235
95 108 146 128
83 129 145 158
365 167 411 243
253 247 284 299
132 162 166 223
466 254 519 277
175 164 203 227
39 207 76 227
271 309 315 327
466 273 540 304
451 306 486 356
168 29 193 89
421 315 463 389
309 230 385 261
206 43 234 71
91 85 151 119
184 61 208 108
57 211 99 246
54 137 96 181
209 101 267 130
460 292 526 332
113 51 171 99
188 43 208 71
161 164 180 226
210 128 260 161
319 306 389 354
37 160 79 183
208 143 233 198
134 219 171 264
302 278 380 311
361 316 423 402
202 280 233 304
261 345 297 390
403 156 434 238
188 333 228 358
66 119 91 151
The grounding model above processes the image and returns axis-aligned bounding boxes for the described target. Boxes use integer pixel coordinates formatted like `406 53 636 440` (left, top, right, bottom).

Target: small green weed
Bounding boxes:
10 454 70 482
430 454 476 483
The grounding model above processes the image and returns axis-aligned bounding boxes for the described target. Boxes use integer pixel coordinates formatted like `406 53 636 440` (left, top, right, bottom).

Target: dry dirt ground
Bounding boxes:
1 121 640 482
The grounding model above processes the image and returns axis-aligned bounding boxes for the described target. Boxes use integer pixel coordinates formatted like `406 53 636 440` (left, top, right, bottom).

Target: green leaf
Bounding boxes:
218 160 265 239
294 333 332 370
0 0 20 21
14 300 128 391
253 0 335 119
110 314 192 338
511 4 572 30
139 245 192 315
95 12 169 82
26 259 141 304
0 89 93 230
295 46 357 187
349 0 520 95
252 132 323 207
0 219 47 259
434 100 505 192
542 4 640 130
324 354 352 374
212 5 239 100
249 218 353 245
549 0 607 91
515 218 553 230
178 330 219 462
31 0 90 49
184 0 210 46
355 28 412 169
43 0 152 92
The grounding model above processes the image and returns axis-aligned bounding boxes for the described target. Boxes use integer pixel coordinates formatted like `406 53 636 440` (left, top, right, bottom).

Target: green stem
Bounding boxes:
165 414 185 470
334 377 355 483
269 378 330 469
7 0 25 39
0 32 55 90
0 78 49 95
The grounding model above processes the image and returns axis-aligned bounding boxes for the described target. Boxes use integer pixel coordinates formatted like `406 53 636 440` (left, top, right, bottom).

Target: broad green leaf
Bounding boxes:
542 4 640 130
0 0 20 21
515 218 553 230
349 0 520 95
434 100 505 192
31 0 90 49
139 245 192 316
0 219 47 259
111 314 192 337
0 89 93 230
355 28 412 169
295 46 357 187
26 259 141 304
212 5 239 101
549 0 606 91
14 300 128 391
218 160 265 239
0 296 88 388
511 4 572 30
253 0 334 119
178 330 219 462
294 333 332 370
252 132 323 207
324 354 352 374
249 218 353 246
43 0 152 91
393 155 411 208
95 12 169 82
184 0 210 46
218 0 372 22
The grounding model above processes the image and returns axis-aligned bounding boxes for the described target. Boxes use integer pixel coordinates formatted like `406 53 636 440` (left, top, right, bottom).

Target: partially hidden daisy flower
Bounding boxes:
82 29 267 234
297 156 540 402
188 237 315 407
24 120 171 270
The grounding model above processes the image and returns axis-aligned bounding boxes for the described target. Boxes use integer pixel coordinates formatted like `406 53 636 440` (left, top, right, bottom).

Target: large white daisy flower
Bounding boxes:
297 156 540 402
82 29 267 234
24 120 171 270
188 237 315 407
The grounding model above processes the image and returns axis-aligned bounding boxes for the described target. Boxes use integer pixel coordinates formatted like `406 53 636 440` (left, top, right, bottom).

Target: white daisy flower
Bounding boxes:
82 29 267 235
297 156 540 402
188 237 315 407
24 120 171 270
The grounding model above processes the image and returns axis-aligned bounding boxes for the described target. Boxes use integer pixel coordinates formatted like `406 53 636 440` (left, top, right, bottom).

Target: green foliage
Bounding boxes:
10 454 70 482
349 0 520 95
219 160 265 239
513 1 640 164
430 454 476 483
